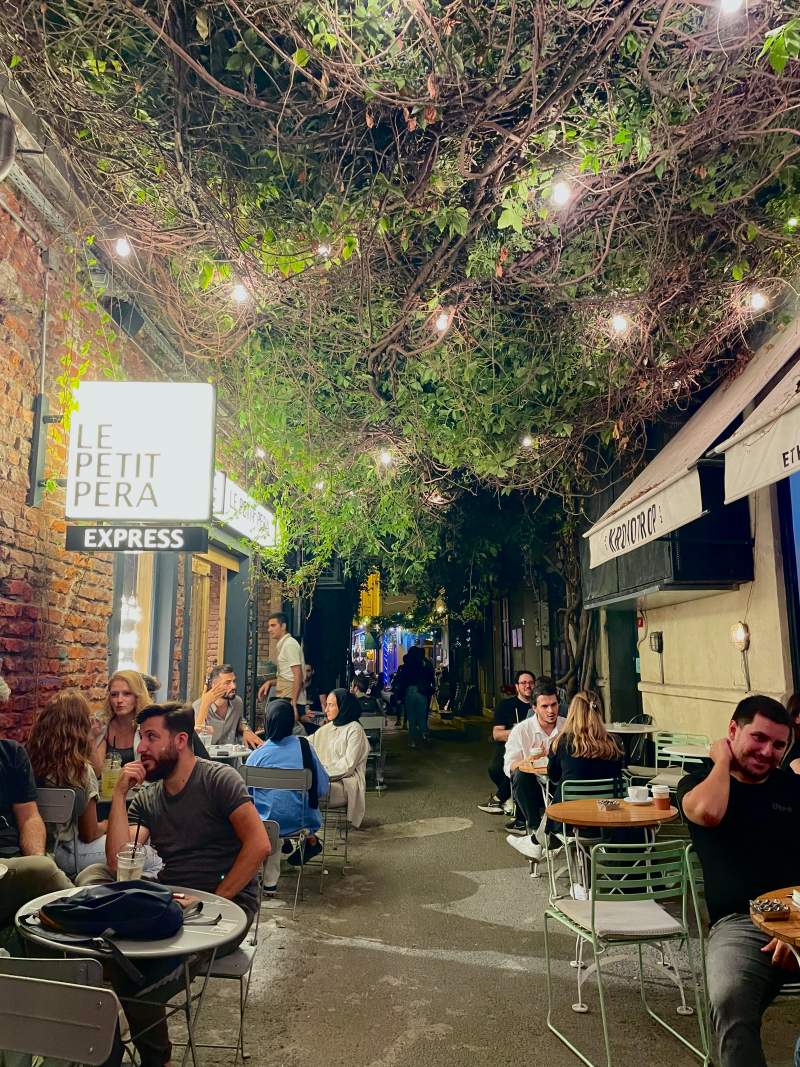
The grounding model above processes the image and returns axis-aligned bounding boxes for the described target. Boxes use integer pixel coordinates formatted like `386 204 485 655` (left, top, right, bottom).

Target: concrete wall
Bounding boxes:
630 485 793 738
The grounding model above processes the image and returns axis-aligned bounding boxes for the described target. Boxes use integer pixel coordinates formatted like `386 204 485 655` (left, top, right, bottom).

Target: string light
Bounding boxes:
114 237 132 257
232 282 249 304
314 479 325 490
317 243 332 259
255 446 266 459
719 0 743 12
748 290 768 312
611 313 630 334
434 309 451 333
379 450 393 467
551 181 572 208
788 217 799 229
521 434 533 448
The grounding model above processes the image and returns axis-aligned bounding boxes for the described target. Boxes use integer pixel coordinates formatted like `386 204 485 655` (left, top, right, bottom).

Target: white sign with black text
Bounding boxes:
65 382 216 521
213 471 276 548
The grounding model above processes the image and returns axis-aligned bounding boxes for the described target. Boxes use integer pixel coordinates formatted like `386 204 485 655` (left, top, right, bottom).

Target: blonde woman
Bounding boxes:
547 690 624 798
90 670 152 774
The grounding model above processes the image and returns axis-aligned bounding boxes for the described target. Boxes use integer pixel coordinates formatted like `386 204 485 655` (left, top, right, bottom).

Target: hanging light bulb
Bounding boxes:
551 181 572 208
719 0 743 13
255 446 266 460
434 309 451 333
379 450 393 467
611 313 630 334
788 217 799 229
314 479 325 491
232 282 249 304
317 243 332 259
748 291 768 312
114 237 132 257
521 434 533 448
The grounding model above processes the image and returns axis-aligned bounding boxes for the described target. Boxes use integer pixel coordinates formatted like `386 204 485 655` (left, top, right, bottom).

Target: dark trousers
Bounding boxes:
488 743 511 803
511 769 546 833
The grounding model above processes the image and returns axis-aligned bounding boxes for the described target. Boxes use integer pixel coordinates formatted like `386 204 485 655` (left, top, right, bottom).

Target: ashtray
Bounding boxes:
596 799 620 811
750 898 790 920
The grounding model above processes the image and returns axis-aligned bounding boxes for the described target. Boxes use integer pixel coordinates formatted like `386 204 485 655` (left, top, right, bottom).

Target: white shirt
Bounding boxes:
503 715 564 778
275 633 303 699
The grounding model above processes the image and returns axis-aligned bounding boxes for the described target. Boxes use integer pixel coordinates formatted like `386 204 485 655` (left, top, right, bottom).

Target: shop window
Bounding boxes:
113 553 154 672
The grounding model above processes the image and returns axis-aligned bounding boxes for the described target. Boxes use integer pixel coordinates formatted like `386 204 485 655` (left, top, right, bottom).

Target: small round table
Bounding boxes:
750 887 800 960
661 744 709 760
208 744 251 766
545 798 678 829
607 722 659 763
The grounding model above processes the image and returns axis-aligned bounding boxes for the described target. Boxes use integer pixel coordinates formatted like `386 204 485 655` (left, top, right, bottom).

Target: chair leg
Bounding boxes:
318 813 329 894
292 835 306 920
637 942 709 1063
544 915 600 1067
593 944 614 1067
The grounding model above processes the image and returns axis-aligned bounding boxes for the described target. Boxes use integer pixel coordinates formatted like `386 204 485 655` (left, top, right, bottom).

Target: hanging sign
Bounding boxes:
213 471 276 548
66 525 208 552
65 382 216 522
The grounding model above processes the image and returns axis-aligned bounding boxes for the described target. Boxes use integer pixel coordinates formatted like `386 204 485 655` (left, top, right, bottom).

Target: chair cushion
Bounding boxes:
648 767 684 788
554 898 683 938
626 765 656 779
208 944 256 978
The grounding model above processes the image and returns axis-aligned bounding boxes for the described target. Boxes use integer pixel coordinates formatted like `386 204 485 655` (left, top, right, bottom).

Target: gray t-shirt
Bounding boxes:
191 695 245 745
128 759 257 916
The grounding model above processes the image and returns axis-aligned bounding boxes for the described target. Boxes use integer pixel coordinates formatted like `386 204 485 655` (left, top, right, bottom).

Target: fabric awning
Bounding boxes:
585 317 800 569
714 344 800 503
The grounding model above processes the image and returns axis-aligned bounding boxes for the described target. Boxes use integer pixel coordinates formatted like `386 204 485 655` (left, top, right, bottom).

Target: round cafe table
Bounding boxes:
546 798 678 829
750 888 800 959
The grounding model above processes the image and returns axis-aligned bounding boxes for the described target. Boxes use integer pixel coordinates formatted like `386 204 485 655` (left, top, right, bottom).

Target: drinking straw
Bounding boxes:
133 817 142 851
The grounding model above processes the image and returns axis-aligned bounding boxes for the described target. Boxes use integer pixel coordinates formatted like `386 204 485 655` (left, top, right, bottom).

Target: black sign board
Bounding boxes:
66 525 208 552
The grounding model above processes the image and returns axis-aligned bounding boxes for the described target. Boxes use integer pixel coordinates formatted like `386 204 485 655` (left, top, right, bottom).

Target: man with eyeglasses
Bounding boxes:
0 737 72 937
478 669 536 817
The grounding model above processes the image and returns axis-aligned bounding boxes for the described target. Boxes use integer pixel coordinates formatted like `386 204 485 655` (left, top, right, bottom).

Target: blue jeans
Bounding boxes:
405 686 427 740
706 913 792 1066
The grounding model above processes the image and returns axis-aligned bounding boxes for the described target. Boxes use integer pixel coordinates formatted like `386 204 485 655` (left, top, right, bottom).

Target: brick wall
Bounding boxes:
170 560 185 700
0 187 166 738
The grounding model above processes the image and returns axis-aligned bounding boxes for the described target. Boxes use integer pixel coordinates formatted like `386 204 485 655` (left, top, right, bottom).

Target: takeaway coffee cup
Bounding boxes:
651 784 671 810
627 785 649 803
117 843 146 882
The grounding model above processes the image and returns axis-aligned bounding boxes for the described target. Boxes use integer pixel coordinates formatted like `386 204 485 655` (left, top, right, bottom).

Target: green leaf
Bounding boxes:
199 262 214 290
293 48 310 68
9 54 21 68
497 206 524 234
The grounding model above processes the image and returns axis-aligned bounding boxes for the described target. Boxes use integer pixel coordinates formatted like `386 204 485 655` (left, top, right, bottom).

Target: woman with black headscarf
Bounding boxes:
244 699 330 886
310 689 371 828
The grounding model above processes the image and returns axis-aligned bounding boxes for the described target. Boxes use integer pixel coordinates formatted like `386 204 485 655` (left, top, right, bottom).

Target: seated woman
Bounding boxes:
90 669 152 774
245 700 330 882
310 689 371 828
547 690 624 801
26 690 108 874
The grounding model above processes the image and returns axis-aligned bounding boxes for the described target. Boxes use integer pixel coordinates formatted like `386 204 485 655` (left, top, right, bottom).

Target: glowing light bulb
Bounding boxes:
434 310 450 333
719 0 743 13
748 291 767 312
314 479 325 491
232 283 249 304
551 181 572 207
317 243 332 259
255 447 266 459
788 217 799 229
611 313 630 334
521 434 533 448
114 237 132 257
379 450 393 467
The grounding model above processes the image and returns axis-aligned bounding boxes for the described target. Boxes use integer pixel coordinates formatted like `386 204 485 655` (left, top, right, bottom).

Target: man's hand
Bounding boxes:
709 738 733 767
762 937 799 971
209 677 230 702
116 760 146 796
243 728 263 750
258 679 274 702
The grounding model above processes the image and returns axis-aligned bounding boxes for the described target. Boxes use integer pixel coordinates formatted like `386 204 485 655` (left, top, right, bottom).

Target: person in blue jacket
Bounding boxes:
245 699 329 890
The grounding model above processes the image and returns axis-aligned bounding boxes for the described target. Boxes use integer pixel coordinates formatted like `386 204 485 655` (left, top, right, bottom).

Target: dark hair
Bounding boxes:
268 611 289 628
787 693 800 722
352 675 369 694
514 669 535 685
140 673 161 696
138 701 195 737
532 680 558 704
732 695 790 730
209 663 235 686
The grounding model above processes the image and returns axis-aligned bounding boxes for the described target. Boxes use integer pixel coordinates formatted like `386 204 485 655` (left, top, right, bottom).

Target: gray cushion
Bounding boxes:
554 898 683 937
648 767 684 788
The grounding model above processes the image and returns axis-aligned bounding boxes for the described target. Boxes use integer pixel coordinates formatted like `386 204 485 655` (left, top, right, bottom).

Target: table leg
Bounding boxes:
179 948 218 1067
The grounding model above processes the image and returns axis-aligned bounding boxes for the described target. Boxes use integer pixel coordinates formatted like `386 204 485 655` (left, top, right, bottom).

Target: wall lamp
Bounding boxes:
730 621 751 690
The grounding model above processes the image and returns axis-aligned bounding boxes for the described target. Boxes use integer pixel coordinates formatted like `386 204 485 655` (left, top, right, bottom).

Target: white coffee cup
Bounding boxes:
627 785 649 803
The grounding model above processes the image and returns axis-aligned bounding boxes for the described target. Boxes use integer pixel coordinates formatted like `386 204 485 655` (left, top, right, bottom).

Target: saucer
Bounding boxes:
623 796 652 806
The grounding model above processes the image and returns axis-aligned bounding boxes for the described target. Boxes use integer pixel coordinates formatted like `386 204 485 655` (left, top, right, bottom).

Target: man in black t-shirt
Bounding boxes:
477 669 535 816
678 694 800 1067
0 738 72 932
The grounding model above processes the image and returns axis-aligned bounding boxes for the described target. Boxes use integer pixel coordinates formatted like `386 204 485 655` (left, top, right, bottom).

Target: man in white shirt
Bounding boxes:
258 612 304 712
503 681 564 861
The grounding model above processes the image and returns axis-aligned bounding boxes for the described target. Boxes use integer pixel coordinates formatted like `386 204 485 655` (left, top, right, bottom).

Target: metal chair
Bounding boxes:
0 973 119 1066
36 786 78 876
250 819 280 947
361 713 387 793
189 944 257 1066
317 791 351 891
543 840 709 1067
0 956 104 985
240 765 313 919
628 732 709 789
553 777 625 897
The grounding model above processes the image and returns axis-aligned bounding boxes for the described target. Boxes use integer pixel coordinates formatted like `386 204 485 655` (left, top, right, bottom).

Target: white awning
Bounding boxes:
714 347 800 504
586 317 800 569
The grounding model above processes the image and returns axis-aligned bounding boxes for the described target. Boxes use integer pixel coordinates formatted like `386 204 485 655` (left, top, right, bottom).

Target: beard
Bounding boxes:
144 743 180 781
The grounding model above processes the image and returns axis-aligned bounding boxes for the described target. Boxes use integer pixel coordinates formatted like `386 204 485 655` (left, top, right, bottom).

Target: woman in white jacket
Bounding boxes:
310 688 371 827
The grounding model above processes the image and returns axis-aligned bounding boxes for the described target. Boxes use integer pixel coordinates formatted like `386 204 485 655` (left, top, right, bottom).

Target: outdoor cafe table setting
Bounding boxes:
750 887 800 964
15 885 247 1067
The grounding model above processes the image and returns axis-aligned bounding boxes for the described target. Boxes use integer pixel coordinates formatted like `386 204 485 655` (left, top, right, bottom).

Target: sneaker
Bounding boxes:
506 834 543 861
505 818 527 835
477 796 504 814
288 838 323 866
502 799 515 816
261 884 278 898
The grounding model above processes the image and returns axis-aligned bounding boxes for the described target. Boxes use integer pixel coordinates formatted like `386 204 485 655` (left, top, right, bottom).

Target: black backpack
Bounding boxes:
39 880 184 940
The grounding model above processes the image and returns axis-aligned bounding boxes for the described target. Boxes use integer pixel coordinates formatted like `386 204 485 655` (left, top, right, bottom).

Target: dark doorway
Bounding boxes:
604 610 643 722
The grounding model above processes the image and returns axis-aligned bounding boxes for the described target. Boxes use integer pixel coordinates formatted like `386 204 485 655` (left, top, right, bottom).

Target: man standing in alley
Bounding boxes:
478 669 536 817
678 695 800 1067
259 612 304 714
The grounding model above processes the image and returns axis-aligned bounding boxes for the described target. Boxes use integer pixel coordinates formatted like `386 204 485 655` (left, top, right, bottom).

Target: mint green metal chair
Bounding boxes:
552 778 624 898
543 839 709 1067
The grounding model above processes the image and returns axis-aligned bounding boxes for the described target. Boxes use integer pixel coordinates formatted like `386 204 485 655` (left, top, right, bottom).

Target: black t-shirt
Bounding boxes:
0 739 38 857
493 697 531 739
677 768 800 925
